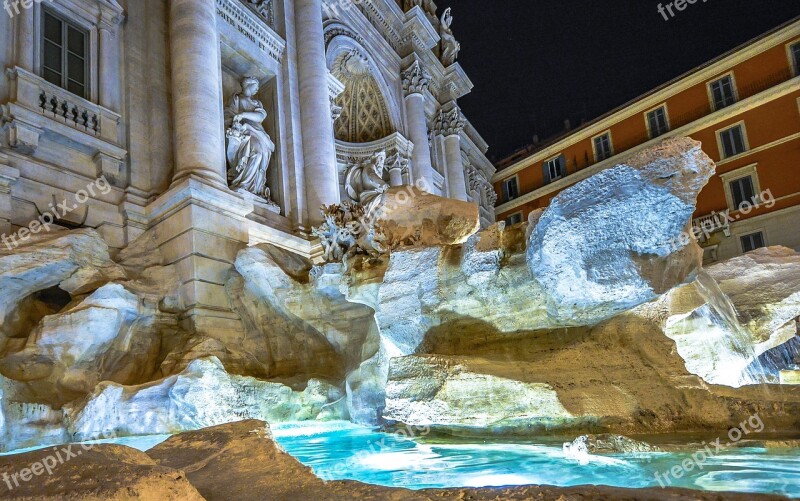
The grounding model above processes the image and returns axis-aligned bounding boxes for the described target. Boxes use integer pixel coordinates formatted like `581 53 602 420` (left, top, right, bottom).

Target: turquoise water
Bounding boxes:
3 422 798 497
271 422 800 497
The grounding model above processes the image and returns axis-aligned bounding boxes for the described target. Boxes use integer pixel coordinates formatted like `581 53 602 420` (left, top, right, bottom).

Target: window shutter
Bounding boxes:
558 155 567 177
542 162 551 185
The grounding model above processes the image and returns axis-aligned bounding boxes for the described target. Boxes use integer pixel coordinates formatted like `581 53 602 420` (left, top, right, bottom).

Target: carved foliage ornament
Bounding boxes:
435 106 465 137
401 61 431 97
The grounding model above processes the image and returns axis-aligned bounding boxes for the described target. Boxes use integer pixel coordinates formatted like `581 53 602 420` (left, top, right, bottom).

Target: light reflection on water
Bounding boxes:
270 421 800 497
2 421 798 498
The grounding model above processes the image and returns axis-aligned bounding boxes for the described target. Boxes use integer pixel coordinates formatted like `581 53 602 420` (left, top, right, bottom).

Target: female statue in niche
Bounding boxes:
225 76 276 204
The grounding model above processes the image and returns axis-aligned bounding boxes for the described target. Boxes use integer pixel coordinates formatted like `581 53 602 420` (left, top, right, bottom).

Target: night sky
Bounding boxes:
450 0 799 162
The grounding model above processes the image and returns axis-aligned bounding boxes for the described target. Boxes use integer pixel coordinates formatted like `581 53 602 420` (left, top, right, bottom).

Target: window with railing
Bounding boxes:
646 106 670 139
709 75 737 111
593 132 613 161
42 9 89 100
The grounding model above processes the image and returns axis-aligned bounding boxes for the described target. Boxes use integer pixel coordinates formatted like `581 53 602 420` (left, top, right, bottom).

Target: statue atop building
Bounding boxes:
225 76 277 208
439 7 460 66
345 151 390 215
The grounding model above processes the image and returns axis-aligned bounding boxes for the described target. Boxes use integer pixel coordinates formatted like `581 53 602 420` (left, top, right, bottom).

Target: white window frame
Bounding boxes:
502 175 520 202
544 154 564 182
739 229 768 254
715 121 750 160
33 1 100 103
706 72 739 111
644 104 670 139
591 130 614 162
788 41 800 77
719 163 762 212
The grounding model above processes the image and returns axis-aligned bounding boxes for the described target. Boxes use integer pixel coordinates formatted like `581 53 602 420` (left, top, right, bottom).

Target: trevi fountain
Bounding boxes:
0 0 798 499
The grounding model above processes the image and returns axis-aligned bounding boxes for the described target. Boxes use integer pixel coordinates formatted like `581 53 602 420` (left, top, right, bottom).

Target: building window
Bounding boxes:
718 123 748 158
42 10 89 99
709 75 737 111
790 42 800 76
729 176 756 211
593 132 613 162
646 106 669 139
543 155 566 183
502 177 519 202
505 212 523 226
740 231 765 254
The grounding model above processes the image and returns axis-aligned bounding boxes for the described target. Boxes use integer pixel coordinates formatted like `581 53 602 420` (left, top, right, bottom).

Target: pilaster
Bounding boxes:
0 155 19 236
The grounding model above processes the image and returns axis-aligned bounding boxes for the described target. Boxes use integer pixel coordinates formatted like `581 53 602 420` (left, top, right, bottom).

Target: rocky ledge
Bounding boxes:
0 420 783 501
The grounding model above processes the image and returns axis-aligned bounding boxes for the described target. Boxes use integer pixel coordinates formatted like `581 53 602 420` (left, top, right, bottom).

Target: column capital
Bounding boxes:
401 61 431 97
435 104 465 137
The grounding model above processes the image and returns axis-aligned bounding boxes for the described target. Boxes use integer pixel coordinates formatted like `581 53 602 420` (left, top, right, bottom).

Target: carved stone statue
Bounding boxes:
311 202 387 266
439 7 460 66
225 77 276 205
345 151 390 215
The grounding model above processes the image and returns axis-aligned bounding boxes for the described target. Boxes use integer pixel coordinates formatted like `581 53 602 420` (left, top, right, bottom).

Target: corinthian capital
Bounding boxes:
435 105 465 137
401 61 431 97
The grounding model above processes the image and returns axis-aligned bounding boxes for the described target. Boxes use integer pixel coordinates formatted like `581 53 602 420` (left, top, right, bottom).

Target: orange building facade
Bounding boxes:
493 19 800 263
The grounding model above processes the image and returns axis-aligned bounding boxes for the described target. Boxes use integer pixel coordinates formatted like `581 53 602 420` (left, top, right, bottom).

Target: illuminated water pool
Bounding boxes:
271 421 800 497
2 422 798 497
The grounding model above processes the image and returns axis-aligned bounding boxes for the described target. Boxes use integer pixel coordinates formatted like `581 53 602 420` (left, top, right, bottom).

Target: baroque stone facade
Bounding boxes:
0 0 495 335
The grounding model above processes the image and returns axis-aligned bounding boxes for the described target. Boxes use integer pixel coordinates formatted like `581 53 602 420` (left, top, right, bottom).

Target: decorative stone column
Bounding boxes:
142 0 253 340
401 61 435 190
168 0 226 188
436 105 468 201
98 14 124 113
296 0 340 226
16 6 35 72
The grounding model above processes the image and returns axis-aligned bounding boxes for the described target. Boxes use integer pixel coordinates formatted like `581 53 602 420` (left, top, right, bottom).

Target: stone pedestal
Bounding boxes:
146 177 253 337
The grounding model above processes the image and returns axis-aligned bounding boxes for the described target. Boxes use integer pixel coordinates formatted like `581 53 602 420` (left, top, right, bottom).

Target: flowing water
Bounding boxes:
3 422 799 497
269 422 800 497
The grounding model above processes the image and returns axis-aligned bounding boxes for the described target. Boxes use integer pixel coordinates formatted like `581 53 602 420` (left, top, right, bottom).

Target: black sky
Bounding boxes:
449 0 799 162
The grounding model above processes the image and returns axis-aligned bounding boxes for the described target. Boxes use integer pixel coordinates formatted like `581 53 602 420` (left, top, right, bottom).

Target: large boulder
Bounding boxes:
65 357 346 441
528 137 712 324
0 284 166 402
0 229 125 348
374 185 480 248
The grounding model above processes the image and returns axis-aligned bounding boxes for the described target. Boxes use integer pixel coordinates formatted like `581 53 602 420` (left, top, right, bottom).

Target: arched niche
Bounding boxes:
324 24 402 145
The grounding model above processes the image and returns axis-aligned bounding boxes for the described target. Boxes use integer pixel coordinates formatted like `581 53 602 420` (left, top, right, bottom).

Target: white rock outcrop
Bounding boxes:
528 137 711 325
66 357 347 441
0 229 125 350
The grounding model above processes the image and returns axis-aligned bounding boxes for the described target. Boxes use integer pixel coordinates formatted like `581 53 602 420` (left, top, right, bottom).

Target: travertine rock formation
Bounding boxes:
65 357 346 442
528 137 710 324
